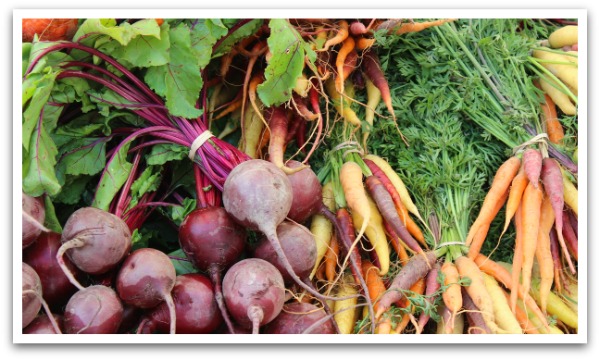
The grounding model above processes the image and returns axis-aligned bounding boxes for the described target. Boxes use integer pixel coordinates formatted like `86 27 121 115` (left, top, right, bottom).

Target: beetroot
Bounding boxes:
63 285 123 334
24 232 81 311
23 314 63 334
22 262 42 328
285 160 323 224
178 206 246 333
252 221 317 283
137 274 223 334
222 258 285 334
22 192 46 249
116 248 177 334
263 302 336 334
22 262 62 333
57 207 132 290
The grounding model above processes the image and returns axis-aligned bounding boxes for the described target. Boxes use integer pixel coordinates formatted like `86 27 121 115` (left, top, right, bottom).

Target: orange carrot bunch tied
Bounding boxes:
22 19 79 42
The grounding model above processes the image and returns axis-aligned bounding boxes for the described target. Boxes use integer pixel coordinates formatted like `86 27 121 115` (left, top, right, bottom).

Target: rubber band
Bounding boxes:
188 130 215 161
512 133 549 156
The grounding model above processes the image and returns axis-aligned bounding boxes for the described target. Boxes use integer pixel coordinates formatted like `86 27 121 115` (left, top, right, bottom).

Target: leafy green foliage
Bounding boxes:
91 142 133 211
257 19 315 107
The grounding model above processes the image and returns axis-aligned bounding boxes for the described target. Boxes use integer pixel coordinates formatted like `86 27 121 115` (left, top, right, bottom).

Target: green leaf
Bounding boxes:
111 23 171 68
22 121 61 197
22 72 56 152
144 23 203 119
169 248 198 275
92 142 133 211
170 197 197 227
146 143 189 166
73 18 162 46
190 19 228 69
57 138 107 176
43 196 62 233
212 19 263 58
257 19 306 107
53 175 92 205
130 166 162 198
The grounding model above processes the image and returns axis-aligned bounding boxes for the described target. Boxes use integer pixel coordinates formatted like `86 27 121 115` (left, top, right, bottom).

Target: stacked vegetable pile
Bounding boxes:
20 17 579 336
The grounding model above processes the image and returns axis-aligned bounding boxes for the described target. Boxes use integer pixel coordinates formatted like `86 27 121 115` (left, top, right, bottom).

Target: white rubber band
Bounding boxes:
512 133 549 155
188 130 215 161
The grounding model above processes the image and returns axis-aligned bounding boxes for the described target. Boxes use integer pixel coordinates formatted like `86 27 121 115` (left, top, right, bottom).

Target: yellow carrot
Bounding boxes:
539 77 576 115
533 48 578 92
309 182 335 279
562 171 578 217
351 195 389 276
535 195 556 314
333 274 359 334
548 25 578 48
482 274 523 334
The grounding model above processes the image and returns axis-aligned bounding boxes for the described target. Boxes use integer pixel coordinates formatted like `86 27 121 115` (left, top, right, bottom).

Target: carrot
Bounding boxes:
392 18 457 35
214 96 243 121
322 20 349 52
562 170 578 217
466 156 521 246
523 148 542 188
548 25 578 48
474 255 550 331
455 255 507 334
324 233 339 283
337 208 364 287
239 92 264 159
362 48 395 122
22 18 79 42
461 287 492 334
362 78 381 149
466 188 509 260
539 77 577 115
266 106 306 175
375 251 437 318
365 175 423 255
530 279 578 330
533 48 578 92
500 166 529 239
364 158 426 246
437 304 464 334
536 195 556 314
362 154 423 222
510 204 524 313
441 261 462 329
384 220 409 265
541 94 565 144
416 262 442 334
505 292 539 334
335 36 356 93
361 260 387 329
350 195 389 276
333 274 359 334
392 277 426 334
325 77 361 126
309 182 335 279
541 158 576 274
562 210 578 262
355 36 376 50
520 181 543 298
482 273 523 333
549 227 564 294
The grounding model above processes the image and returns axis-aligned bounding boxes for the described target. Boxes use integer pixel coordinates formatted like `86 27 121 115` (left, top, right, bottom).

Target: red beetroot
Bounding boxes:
23 314 63 334
24 232 81 311
116 248 177 334
137 274 223 334
22 192 46 249
285 160 323 224
63 285 123 334
263 302 336 334
222 258 286 334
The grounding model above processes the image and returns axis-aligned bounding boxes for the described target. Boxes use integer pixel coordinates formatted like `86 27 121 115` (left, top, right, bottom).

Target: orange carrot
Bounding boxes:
392 277 426 334
503 291 540 334
441 261 462 329
542 94 565 144
324 233 339 283
500 165 529 239
355 36 376 50
335 36 356 93
467 188 509 260
536 195 556 314
393 19 457 35
520 181 543 298
466 156 521 246
384 220 409 265
510 204 524 313
322 20 349 51
361 260 387 313
266 106 306 175
523 148 543 189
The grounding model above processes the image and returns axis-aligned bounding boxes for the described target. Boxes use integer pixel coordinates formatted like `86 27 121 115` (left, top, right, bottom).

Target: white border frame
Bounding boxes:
13 9 587 345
